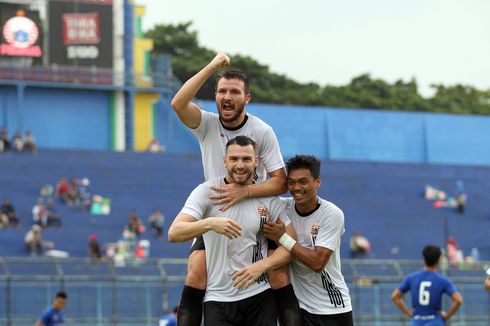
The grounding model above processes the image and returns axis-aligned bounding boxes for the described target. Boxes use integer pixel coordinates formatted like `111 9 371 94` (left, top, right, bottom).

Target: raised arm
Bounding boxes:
170 52 230 128
168 213 241 243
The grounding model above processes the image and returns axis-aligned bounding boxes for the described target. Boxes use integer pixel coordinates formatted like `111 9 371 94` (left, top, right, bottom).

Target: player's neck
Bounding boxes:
220 113 248 130
423 265 438 272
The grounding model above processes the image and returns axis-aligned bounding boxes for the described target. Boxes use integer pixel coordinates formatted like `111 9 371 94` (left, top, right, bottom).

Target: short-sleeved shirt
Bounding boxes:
38 307 63 326
284 197 352 315
398 270 457 320
181 177 291 303
191 110 285 181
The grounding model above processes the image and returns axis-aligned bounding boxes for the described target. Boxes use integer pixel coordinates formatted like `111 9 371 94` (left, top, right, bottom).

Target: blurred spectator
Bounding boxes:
0 197 21 228
46 199 62 229
24 224 54 255
0 127 10 152
22 130 37 153
65 178 81 206
88 234 103 261
127 210 144 238
11 130 23 152
147 138 166 153
32 198 47 227
484 267 490 291
455 180 467 214
350 230 371 258
148 209 165 240
55 177 71 203
446 236 463 264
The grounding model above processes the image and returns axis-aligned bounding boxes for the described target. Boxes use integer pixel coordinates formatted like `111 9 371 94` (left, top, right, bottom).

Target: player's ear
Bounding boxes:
315 177 321 189
245 93 251 104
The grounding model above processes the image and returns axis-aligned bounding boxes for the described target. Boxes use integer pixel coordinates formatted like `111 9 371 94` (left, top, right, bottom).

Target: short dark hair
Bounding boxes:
56 291 67 299
286 155 321 179
172 305 178 313
216 69 250 93
226 135 256 150
422 245 441 267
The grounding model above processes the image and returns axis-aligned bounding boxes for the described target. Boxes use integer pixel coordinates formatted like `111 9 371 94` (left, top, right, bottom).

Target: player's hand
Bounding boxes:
209 183 248 211
262 218 286 242
208 217 242 239
209 52 231 70
232 263 266 289
439 310 448 320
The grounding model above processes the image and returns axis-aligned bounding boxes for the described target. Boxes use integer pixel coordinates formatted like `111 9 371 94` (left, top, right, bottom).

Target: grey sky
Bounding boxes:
137 0 490 97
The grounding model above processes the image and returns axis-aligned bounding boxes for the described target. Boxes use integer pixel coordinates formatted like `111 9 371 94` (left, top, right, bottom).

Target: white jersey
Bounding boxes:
181 177 291 302
191 110 285 181
284 197 352 315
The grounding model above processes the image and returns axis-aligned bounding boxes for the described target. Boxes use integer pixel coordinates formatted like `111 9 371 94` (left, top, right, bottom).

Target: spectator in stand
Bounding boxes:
0 127 11 152
127 210 144 238
46 199 62 229
88 234 103 261
0 197 21 228
22 130 37 153
446 236 463 265
148 209 165 240
55 177 71 203
484 268 490 291
32 198 47 227
66 178 81 206
25 224 54 255
11 130 23 152
349 230 371 259
147 138 166 153
455 180 466 214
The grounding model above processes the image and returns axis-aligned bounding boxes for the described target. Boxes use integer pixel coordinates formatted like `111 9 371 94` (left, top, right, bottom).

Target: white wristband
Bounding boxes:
278 233 296 252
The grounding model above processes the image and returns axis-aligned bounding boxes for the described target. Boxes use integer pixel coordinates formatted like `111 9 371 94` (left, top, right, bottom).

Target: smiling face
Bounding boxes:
224 143 258 185
287 168 321 213
215 77 250 128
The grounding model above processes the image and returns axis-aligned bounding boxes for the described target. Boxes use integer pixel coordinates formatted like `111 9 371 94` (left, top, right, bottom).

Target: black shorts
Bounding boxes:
301 308 353 326
204 289 276 326
190 235 205 253
190 236 277 253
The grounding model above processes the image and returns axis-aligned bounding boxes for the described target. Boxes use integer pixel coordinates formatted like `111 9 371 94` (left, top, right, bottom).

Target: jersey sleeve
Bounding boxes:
398 276 411 293
38 309 51 324
313 206 345 251
180 183 210 221
190 109 213 142
269 197 291 226
444 277 457 296
258 126 285 174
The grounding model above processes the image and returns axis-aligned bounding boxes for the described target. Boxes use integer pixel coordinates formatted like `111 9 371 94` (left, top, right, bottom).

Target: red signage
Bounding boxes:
62 13 100 45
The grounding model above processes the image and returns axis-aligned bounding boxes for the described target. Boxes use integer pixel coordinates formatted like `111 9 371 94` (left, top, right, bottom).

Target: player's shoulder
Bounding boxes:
247 113 274 132
318 197 344 217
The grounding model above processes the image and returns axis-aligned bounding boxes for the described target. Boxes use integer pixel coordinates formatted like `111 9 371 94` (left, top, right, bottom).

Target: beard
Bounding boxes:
217 100 246 124
229 168 253 185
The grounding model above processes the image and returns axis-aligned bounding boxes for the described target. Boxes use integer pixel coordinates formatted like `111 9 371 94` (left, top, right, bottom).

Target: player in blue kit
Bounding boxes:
391 245 463 325
35 291 67 326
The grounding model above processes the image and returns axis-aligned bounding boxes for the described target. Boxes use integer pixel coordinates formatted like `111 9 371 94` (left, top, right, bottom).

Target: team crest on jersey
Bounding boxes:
257 201 269 225
310 223 320 245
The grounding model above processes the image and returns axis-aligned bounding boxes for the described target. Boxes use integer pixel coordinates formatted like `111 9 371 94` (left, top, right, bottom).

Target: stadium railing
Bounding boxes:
0 257 488 326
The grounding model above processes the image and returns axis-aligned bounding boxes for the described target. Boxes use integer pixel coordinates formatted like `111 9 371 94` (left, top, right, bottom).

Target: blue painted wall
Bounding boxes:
158 100 490 166
0 86 110 149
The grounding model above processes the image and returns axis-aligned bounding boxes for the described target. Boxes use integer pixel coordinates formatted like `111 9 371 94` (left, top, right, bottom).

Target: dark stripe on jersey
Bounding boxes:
220 114 249 131
294 202 321 217
321 271 345 308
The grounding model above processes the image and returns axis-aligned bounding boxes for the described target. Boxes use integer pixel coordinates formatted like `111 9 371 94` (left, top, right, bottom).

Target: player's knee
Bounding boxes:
185 250 207 289
267 266 290 289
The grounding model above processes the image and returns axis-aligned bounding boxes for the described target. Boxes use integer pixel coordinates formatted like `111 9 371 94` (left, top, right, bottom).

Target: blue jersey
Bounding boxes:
38 307 64 326
398 270 456 325
159 313 177 326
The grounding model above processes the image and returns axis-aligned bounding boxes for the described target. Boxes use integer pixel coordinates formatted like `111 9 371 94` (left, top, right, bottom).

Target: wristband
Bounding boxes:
278 233 296 252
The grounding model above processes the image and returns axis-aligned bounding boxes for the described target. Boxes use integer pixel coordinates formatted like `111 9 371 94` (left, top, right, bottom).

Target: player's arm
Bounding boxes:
35 321 43 326
168 213 241 242
209 167 287 211
390 288 413 318
232 224 295 289
440 291 463 320
263 218 333 272
170 52 230 129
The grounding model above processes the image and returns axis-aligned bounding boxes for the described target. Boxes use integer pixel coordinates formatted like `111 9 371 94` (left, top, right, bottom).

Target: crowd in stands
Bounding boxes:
424 180 467 214
1 197 21 229
0 127 37 154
